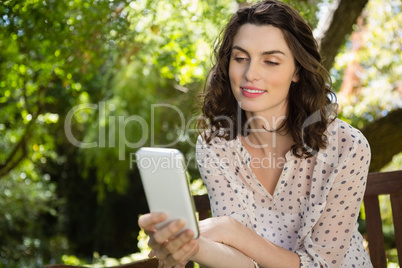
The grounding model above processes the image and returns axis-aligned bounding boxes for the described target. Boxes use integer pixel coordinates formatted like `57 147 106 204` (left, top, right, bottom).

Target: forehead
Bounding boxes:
232 24 292 55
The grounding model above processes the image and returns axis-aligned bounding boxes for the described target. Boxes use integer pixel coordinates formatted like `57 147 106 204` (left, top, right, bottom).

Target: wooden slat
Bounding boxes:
43 266 86 268
43 258 160 268
364 195 387 268
390 192 402 265
365 171 402 196
364 170 402 267
117 258 159 267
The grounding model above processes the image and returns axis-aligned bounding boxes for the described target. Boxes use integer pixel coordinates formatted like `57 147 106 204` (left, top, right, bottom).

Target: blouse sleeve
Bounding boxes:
295 125 371 267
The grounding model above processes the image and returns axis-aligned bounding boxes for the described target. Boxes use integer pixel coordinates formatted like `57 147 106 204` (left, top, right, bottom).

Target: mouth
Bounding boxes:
241 87 266 98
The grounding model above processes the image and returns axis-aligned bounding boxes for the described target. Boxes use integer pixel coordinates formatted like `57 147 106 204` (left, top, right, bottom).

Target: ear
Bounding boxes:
292 66 300 82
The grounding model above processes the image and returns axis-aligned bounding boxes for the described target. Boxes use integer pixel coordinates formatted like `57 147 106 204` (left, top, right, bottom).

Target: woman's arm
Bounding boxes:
192 236 256 268
199 216 301 268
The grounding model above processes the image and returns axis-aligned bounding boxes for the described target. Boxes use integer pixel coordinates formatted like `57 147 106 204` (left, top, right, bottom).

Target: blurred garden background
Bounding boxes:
0 0 401 267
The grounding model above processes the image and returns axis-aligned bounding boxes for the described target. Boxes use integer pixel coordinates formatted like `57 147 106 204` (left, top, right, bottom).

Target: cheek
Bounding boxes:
269 69 294 88
228 65 235 81
228 65 239 89
270 76 287 87
228 67 242 102
229 62 244 81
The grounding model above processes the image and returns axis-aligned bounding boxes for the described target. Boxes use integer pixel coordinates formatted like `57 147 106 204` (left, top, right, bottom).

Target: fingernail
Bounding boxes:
176 219 185 228
187 230 194 238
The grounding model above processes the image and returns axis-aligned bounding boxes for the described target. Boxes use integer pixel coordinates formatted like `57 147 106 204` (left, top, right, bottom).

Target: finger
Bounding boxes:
175 260 188 268
153 246 170 260
159 260 171 268
170 239 199 265
163 254 179 267
162 240 198 267
151 219 186 245
151 222 189 262
138 212 167 231
158 259 170 268
165 229 194 254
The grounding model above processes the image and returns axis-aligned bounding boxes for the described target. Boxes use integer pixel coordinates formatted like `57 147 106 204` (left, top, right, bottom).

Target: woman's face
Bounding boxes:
229 23 299 119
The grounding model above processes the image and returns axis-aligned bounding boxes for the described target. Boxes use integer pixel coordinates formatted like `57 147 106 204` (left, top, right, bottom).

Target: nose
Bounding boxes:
245 60 261 82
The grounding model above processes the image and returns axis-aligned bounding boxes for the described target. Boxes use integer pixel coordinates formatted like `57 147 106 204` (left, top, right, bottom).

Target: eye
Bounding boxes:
265 60 279 66
234 57 249 63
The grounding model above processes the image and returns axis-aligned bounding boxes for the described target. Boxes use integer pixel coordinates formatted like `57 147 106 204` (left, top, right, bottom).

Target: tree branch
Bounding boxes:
0 85 45 179
361 108 402 172
316 0 369 71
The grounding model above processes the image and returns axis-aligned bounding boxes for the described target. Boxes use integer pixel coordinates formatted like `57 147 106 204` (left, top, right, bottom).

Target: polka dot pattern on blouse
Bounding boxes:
196 119 373 267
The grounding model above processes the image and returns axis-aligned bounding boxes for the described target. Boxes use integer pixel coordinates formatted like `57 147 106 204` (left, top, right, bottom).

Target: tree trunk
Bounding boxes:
315 0 369 71
361 108 402 172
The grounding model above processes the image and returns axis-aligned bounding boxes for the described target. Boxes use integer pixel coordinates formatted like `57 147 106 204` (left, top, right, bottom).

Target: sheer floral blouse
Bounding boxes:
196 119 373 267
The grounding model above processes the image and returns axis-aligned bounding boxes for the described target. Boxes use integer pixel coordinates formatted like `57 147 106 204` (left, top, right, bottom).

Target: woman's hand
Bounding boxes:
138 212 199 268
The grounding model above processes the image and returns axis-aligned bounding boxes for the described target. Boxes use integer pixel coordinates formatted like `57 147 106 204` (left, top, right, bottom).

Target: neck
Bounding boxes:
244 100 288 132
242 111 293 155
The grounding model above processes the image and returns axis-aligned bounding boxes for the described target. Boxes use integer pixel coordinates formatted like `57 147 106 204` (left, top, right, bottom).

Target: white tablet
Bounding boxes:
136 147 199 239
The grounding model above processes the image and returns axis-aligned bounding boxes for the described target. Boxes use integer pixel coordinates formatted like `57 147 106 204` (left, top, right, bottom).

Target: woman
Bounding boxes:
138 1 372 267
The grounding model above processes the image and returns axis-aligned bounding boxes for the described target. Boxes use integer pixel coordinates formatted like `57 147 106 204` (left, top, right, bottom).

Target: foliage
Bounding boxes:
0 165 62 267
1 0 131 265
334 0 402 129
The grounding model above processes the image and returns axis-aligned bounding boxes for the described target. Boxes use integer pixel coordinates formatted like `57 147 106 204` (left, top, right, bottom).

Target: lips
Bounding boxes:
241 87 266 98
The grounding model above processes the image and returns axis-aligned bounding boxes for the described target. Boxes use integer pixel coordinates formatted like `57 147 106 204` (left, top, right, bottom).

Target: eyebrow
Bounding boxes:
232 45 286 56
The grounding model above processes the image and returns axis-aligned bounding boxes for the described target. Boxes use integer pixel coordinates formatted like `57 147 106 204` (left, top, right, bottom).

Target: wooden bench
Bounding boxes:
43 170 402 268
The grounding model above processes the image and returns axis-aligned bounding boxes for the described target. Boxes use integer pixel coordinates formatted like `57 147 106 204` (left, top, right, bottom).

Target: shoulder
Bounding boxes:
326 118 371 165
196 133 241 161
329 119 369 148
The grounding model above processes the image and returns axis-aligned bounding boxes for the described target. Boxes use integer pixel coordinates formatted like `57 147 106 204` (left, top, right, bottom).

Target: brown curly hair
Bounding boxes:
196 0 337 158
